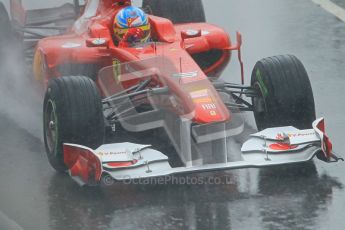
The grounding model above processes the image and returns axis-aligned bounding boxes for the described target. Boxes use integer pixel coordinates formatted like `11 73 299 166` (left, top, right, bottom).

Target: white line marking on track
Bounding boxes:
312 0 345 22
0 211 24 230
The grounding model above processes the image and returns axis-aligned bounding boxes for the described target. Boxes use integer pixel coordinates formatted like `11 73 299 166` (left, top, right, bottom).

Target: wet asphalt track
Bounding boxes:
1 0 345 229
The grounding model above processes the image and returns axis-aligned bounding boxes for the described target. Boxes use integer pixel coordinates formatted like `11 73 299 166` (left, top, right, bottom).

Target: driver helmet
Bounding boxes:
113 6 151 44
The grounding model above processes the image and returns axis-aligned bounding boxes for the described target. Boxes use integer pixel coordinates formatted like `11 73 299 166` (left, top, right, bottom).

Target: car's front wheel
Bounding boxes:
251 55 317 175
251 55 316 130
43 76 105 172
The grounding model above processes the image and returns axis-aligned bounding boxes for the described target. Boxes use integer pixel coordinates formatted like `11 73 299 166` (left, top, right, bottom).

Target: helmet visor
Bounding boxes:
114 24 151 43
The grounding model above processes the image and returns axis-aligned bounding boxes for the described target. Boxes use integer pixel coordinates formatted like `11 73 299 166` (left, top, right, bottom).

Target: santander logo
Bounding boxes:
276 133 286 140
276 132 315 140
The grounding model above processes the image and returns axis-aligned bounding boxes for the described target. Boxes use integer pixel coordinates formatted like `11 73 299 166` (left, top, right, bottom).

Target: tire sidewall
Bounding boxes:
43 81 67 171
251 64 277 130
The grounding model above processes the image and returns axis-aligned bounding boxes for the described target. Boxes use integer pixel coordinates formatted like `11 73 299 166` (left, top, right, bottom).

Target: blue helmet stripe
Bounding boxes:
114 6 149 29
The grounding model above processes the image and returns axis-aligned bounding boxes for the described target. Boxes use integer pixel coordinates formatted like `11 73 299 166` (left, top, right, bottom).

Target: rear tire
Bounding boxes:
142 0 206 23
251 55 316 130
43 76 105 172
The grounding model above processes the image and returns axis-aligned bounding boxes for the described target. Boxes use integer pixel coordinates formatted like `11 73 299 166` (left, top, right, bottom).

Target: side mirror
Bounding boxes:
86 38 109 48
236 31 242 47
224 31 242 50
223 31 244 85
181 29 202 40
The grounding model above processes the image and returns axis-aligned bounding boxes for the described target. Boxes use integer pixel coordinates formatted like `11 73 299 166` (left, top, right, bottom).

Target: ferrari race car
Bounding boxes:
0 0 343 186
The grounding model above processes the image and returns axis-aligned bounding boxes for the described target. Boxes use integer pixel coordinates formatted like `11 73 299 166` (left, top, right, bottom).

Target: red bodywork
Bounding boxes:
34 0 236 124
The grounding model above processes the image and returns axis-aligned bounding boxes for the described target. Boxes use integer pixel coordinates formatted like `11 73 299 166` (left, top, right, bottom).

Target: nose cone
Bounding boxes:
194 103 230 123
189 88 231 124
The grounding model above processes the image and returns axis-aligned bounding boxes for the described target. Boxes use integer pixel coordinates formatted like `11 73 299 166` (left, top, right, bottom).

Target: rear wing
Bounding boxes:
9 0 80 52
9 0 78 27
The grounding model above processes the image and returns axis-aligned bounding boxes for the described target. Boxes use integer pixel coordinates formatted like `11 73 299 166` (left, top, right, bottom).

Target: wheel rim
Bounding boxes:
253 82 267 113
253 82 268 129
44 100 58 155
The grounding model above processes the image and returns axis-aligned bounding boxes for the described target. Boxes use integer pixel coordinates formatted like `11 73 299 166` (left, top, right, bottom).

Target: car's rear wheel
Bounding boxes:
142 0 206 23
43 76 105 172
251 55 316 131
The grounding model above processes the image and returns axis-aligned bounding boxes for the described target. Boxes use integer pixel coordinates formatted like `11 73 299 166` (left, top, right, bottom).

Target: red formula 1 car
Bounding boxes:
1 0 342 186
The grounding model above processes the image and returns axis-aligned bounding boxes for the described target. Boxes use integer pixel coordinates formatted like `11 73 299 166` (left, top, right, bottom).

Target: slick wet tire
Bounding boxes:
142 0 206 23
251 55 316 130
43 76 105 172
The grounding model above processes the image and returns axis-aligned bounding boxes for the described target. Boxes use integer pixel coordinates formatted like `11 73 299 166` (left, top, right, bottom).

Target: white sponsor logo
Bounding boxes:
172 71 198 79
186 29 199 36
201 30 210 36
185 29 210 36
190 89 209 99
62 42 82 48
92 38 107 45
97 149 134 162
202 103 217 110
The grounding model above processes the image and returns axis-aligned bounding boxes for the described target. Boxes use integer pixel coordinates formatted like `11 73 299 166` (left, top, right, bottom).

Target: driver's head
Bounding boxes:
113 6 151 44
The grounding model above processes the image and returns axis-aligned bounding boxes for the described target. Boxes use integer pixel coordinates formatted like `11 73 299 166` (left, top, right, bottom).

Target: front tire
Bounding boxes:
251 55 316 130
43 76 105 172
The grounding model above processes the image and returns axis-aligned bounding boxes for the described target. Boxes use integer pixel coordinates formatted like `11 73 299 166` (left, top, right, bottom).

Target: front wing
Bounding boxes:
63 118 342 186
